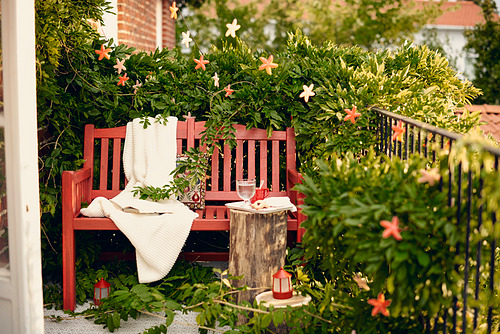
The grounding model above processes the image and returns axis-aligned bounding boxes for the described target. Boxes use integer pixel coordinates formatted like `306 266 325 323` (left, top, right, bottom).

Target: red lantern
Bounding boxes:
272 267 293 299
94 278 111 306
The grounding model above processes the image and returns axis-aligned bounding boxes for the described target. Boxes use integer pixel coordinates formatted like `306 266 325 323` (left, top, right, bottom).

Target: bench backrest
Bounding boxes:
83 117 296 204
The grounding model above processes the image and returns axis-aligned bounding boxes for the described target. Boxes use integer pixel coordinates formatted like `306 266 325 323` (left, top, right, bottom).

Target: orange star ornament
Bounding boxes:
259 55 278 75
392 121 405 142
169 1 179 19
380 216 402 241
344 106 361 124
95 44 112 61
368 293 391 317
194 55 209 71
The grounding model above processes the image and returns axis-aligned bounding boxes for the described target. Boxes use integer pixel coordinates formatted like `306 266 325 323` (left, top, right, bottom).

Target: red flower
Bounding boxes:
368 293 391 316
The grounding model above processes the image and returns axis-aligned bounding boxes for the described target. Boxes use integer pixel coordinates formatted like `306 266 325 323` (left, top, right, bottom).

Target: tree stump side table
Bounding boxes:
228 209 288 305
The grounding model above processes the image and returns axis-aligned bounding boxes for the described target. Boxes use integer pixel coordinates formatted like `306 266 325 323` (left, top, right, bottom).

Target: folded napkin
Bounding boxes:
260 196 297 212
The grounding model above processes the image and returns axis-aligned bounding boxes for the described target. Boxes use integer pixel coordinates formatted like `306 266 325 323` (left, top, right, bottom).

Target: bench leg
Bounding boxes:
62 224 76 311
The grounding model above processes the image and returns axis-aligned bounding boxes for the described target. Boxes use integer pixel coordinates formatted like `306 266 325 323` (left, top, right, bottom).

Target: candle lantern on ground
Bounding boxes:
272 267 293 299
94 278 111 306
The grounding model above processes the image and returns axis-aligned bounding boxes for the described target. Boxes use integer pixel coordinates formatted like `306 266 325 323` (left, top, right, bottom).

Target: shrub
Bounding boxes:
296 149 463 319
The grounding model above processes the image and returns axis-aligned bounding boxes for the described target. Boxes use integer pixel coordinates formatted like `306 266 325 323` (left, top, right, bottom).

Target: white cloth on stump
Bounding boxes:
81 116 197 283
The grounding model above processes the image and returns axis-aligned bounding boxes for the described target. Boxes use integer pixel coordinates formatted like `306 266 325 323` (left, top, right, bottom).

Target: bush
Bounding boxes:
296 149 463 319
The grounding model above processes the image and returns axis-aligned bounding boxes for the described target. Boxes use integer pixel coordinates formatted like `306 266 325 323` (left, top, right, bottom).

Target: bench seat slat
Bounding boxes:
73 214 297 231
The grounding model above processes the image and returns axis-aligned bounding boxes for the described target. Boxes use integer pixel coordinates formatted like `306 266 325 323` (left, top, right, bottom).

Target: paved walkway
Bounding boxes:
45 262 229 333
44 301 228 333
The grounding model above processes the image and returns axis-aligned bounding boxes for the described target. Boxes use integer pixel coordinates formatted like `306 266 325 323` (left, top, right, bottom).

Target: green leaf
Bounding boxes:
416 251 430 267
106 315 115 332
164 300 181 310
272 310 285 327
261 313 273 329
165 309 175 327
112 311 121 329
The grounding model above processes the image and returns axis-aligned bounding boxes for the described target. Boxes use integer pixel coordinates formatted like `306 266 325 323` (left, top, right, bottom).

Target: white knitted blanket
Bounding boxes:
81 116 197 283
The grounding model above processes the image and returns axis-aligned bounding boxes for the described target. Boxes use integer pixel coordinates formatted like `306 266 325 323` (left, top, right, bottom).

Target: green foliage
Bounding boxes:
465 0 500 104
418 27 458 72
304 0 442 50
35 0 114 278
181 0 443 51
296 149 463 318
47 251 428 333
133 148 210 201
286 31 480 167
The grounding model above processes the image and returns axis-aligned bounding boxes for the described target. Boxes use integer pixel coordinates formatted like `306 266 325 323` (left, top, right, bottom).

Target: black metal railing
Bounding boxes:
373 107 499 333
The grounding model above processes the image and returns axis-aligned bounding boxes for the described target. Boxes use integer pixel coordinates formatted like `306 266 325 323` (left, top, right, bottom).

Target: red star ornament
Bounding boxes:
95 44 112 61
117 73 129 86
368 293 392 317
224 85 234 97
344 106 361 124
380 216 402 241
392 121 406 142
194 55 209 71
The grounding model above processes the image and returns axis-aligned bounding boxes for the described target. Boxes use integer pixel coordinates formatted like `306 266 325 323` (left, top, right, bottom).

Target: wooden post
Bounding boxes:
228 209 288 305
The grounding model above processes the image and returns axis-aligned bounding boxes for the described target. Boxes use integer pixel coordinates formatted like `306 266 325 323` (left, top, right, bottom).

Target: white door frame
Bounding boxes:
0 0 44 333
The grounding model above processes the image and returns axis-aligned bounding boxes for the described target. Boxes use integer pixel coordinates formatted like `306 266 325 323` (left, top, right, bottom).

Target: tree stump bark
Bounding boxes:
228 209 288 305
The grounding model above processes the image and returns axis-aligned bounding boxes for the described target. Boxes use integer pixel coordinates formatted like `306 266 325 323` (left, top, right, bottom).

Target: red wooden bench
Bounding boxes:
61 116 305 310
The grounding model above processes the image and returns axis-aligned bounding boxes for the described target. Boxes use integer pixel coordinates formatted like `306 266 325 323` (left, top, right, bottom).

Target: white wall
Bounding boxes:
101 0 118 44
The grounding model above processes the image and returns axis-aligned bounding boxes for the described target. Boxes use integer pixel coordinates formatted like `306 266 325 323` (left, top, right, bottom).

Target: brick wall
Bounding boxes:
114 0 176 51
117 0 159 51
162 0 176 49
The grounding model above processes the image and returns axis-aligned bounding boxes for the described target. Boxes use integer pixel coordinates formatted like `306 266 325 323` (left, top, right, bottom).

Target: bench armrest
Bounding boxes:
287 168 307 242
62 167 92 218
286 168 304 204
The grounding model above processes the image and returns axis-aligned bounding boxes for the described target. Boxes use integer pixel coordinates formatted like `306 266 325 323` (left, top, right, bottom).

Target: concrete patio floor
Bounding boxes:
45 261 229 333
44 302 228 333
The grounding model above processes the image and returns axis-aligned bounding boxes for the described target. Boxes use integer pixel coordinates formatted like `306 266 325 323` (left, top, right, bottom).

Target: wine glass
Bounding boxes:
236 179 256 207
